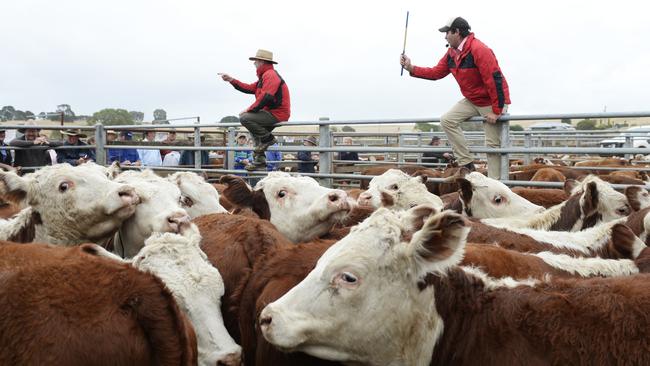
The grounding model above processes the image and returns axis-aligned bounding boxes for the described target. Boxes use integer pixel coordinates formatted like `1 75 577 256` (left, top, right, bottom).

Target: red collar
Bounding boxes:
256 63 274 78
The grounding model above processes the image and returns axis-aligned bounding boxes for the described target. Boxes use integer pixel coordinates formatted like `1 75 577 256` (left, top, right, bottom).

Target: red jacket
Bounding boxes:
410 33 510 115
230 64 291 122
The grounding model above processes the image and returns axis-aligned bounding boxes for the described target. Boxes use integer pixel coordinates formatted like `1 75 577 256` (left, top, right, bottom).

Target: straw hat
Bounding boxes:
304 136 318 145
17 120 41 133
61 128 88 138
248 49 277 64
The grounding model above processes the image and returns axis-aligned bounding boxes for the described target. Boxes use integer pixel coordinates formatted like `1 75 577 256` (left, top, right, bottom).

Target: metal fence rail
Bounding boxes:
2 110 650 187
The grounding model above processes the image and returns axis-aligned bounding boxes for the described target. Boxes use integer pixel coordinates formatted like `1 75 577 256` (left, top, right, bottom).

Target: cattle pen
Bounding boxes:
2 110 650 189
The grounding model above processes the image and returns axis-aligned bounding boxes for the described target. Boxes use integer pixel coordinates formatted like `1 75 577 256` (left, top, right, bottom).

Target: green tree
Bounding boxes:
129 111 144 123
25 111 35 120
51 104 75 122
153 109 167 122
0 106 16 121
13 110 26 120
509 124 524 131
342 125 356 132
576 119 598 130
87 108 134 126
220 115 239 123
561 118 572 124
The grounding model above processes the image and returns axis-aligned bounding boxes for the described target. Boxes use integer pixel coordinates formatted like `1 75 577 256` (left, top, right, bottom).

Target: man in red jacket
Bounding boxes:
219 49 291 169
400 17 510 179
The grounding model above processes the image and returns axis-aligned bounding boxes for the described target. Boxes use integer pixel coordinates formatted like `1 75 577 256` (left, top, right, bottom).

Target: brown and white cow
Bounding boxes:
167 171 227 217
219 172 353 243
482 175 631 231
357 169 443 210
0 241 197 366
112 170 191 258
260 208 650 366
131 224 242 366
0 163 139 245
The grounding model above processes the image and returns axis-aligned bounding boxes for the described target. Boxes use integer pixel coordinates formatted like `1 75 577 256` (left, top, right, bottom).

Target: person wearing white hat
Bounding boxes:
400 16 511 179
219 49 291 169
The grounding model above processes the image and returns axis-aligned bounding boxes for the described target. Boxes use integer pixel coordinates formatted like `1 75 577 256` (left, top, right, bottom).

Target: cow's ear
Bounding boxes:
0 171 34 204
456 178 473 203
408 211 468 276
105 161 122 179
581 181 599 216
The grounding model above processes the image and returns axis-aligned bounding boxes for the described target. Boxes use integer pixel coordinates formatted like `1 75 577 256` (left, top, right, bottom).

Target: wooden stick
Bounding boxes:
400 11 410 76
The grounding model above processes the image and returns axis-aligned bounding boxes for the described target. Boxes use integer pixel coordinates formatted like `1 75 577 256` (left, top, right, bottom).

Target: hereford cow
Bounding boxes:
167 172 227 217
530 167 566 182
131 224 242 366
0 163 139 245
482 175 631 231
455 171 545 218
260 208 650 366
218 172 353 243
625 185 650 211
0 242 197 366
358 165 427 189
357 169 443 210
113 170 191 258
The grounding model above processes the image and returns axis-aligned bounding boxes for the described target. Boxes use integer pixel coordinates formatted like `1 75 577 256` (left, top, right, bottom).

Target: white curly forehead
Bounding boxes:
369 169 411 187
255 172 320 191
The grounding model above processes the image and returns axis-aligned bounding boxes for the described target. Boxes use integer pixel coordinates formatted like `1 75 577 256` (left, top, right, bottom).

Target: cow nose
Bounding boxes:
259 314 272 328
358 192 372 206
216 351 242 366
167 212 191 233
118 186 139 205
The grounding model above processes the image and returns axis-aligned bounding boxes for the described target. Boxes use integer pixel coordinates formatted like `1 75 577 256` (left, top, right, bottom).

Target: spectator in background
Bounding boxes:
338 136 359 162
265 142 282 171
108 131 141 166
57 129 95 166
297 136 318 174
179 135 210 166
421 136 453 165
234 133 253 170
11 121 62 169
0 129 14 169
159 130 178 160
137 129 162 167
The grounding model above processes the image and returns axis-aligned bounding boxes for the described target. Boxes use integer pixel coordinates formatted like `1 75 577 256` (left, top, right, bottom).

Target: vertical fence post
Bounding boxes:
319 117 332 187
226 128 236 171
194 117 201 170
94 124 106 165
624 136 633 160
499 119 510 181
397 133 405 164
523 132 531 165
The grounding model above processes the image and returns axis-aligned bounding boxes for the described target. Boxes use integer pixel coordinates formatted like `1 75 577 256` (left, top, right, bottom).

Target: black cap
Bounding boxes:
438 17 471 32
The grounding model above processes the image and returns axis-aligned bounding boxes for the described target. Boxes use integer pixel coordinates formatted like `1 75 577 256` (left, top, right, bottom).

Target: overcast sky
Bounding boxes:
2 0 649 123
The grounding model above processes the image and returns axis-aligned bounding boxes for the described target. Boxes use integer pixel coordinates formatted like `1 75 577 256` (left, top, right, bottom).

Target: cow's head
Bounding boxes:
167 172 227 218
114 170 190 258
132 224 242 366
456 172 545 218
220 172 353 243
260 206 467 365
0 163 139 244
358 169 443 210
567 176 631 229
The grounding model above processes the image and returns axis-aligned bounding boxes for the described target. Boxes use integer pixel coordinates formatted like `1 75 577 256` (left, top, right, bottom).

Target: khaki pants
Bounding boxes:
440 98 509 179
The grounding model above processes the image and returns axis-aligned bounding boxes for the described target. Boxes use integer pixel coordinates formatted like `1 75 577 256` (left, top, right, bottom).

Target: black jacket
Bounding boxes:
10 136 62 168
0 142 12 166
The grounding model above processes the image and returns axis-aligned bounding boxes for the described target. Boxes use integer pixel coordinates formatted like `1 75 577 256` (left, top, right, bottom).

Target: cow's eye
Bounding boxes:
181 196 194 207
493 195 504 204
389 184 399 190
59 182 69 193
278 190 286 198
340 272 357 283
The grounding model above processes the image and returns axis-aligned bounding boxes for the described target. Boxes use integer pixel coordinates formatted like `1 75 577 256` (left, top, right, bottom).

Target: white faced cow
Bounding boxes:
131 223 242 366
456 171 545 218
260 207 650 366
113 170 190 258
167 172 227 218
358 169 444 210
219 172 353 243
0 163 139 244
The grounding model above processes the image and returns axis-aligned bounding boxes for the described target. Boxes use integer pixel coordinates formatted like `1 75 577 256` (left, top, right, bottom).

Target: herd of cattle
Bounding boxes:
1 156 650 365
